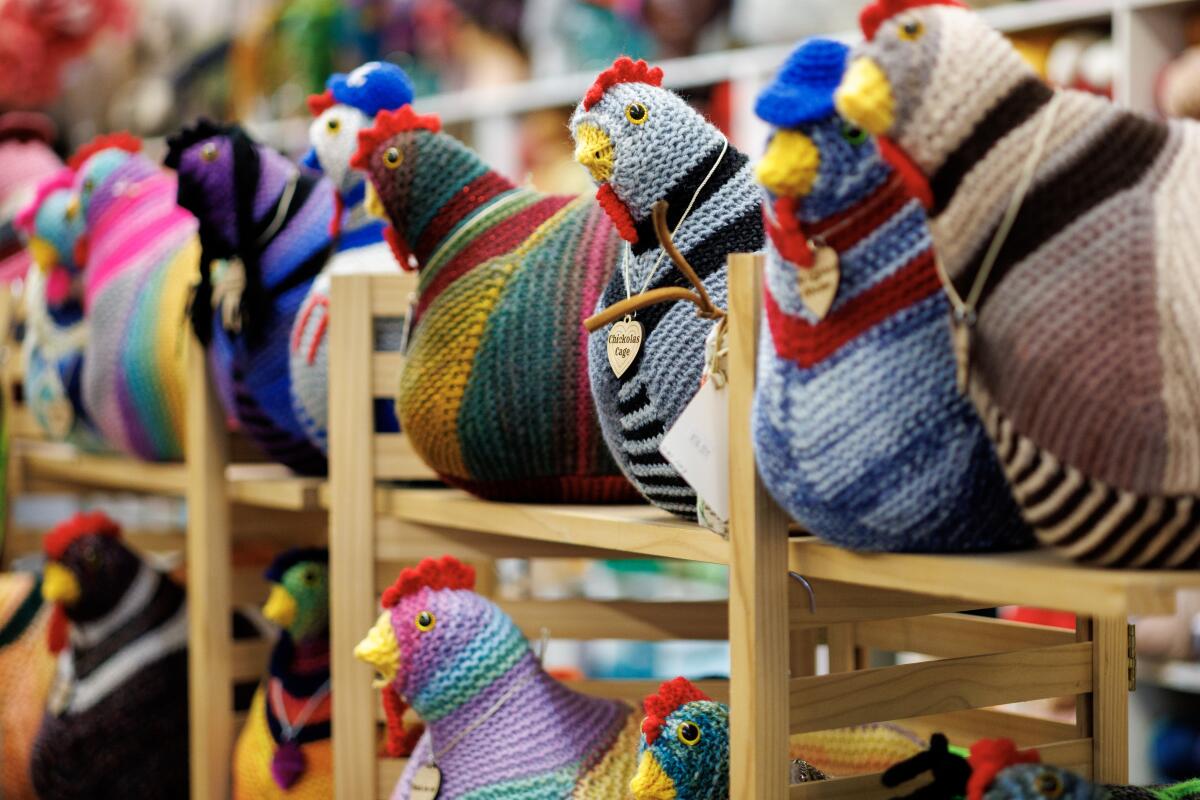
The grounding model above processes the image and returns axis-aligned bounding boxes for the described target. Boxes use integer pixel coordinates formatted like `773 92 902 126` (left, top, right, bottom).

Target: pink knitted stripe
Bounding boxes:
86 184 192 297
575 208 613 473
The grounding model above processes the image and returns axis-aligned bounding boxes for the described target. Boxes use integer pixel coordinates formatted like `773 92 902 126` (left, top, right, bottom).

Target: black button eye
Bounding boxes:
841 123 868 145
677 721 701 746
625 103 648 125
899 19 925 40
414 610 436 631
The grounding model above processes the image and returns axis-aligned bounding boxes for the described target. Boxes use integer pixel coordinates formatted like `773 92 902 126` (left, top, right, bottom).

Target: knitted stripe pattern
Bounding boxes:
383 585 636 798
789 723 926 778
570 63 764 520
846 4 1200 565
356 119 636 502
0 574 55 800
76 153 196 461
752 40 1030 552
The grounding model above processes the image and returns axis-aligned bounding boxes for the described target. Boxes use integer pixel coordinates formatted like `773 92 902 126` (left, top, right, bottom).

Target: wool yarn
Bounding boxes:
790 722 926 778
167 121 333 475
33 512 190 799
70 137 198 461
569 57 764 520
0 572 55 800
353 108 638 502
838 0 1200 567
0 112 62 284
753 39 1030 552
289 62 412 452
631 677 729 800
354 556 639 799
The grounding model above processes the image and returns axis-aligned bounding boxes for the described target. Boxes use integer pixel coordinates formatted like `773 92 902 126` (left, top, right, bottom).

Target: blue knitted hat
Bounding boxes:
755 39 849 127
326 62 414 117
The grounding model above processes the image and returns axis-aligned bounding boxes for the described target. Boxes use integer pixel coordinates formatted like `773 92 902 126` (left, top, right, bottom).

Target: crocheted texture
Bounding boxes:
168 121 332 475
290 62 410 453
570 57 764 520
753 39 1030 552
353 109 637 502
790 723 927 778
631 678 729 800
0 573 55 800
71 141 197 462
357 556 638 799
839 3 1200 566
33 517 189 799
0 115 62 283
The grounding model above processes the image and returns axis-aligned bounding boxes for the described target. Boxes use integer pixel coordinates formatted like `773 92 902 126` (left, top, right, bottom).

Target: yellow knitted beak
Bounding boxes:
354 611 400 689
835 58 896 136
630 751 677 799
364 182 387 221
574 124 614 183
42 563 81 606
262 585 297 629
64 196 80 221
27 238 58 272
756 131 820 198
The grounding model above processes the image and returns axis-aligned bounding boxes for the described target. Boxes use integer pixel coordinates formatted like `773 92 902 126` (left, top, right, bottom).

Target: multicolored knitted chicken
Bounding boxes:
70 134 199 462
32 512 190 799
631 678 729 800
354 556 640 799
835 0 1200 567
234 549 332 799
289 62 411 453
0 112 62 284
0 572 55 800
752 38 1030 552
167 121 333 475
569 57 764 520
352 108 638 502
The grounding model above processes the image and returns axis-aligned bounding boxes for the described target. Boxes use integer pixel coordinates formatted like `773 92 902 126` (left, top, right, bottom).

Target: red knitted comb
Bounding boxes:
966 738 1041 800
642 677 710 744
583 57 664 111
381 556 475 609
308 89 336 117
44 511 122 561
67 132 141 171
14 168 74 234
350 106 442 171
861 0 966 40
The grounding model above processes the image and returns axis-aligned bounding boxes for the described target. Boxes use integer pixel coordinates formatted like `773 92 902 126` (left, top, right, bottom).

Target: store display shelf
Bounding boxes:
1139 658 1200 694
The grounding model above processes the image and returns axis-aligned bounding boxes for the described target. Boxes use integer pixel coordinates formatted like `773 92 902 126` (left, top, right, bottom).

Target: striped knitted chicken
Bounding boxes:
354 556 640 799
836 0 1200 567
71 135 199 461
33 512 189 799
352 108 638 502
0 572 55 800
569 57 764 520
289 62 410 453
753 39 1030 552
167 121 333 476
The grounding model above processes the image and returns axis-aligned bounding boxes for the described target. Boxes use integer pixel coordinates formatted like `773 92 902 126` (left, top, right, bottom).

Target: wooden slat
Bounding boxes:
792 579 981 628
1091 617 1130 783
373 435 439 481
367 272 417 316
231 641 271 682
790 643 1093 734
373 518 642 562
898 707 1079 748
854 614 1076 659
372 353 404 398
503 599 727 641
226 463 324 510
14 440 187 495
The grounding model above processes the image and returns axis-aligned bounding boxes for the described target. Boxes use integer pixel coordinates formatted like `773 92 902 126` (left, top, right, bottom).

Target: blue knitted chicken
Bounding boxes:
630 677 729 800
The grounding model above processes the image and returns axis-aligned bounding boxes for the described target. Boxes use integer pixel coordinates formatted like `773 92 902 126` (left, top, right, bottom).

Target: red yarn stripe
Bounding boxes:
413 172 516 263
805 175 912 253
765 249 941 368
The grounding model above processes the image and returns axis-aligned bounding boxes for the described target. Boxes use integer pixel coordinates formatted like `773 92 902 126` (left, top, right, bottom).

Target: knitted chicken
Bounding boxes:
0 112 62 284
352 108 638 502
290 62 411 453
835 0 1200 568
234 549 332 799
631 678 729 800
354 556 640 799
752 38 1030 552
32 512 189 799
0 572 55 800
569 57 764 520
71 134 199 462
167 120 333 475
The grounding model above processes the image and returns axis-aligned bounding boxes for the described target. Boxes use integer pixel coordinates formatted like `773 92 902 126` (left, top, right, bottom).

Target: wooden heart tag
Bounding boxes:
797 243 840 320
606 315 644 378
410 764 443 800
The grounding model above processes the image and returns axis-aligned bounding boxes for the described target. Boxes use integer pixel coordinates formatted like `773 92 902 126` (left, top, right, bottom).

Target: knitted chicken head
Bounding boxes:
262 548 329 643
836 0 1034 177
632 678 729 800
16 169 85 279
67 132 144 226
570 56 726 245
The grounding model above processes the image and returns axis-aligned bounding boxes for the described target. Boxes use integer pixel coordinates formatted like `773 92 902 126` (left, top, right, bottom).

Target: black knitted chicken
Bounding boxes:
32 512 189 800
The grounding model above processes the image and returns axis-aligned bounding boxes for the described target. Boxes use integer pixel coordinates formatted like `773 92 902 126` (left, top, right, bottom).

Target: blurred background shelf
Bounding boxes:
1139 658 1200 694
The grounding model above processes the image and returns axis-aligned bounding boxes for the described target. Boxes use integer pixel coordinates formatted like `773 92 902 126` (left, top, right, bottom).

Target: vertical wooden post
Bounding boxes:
727 253 790 799
826 624 858 674
330 274 380 800
185 331 233 800
1091 615 1130 784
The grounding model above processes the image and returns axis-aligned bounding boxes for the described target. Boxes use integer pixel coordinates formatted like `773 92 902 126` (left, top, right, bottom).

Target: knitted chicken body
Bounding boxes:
753 39 1030 552
352 109 637 502
32 512 189 800
354 556 640 799
570 58 764 520
72 138 198 461
0 573 55 800
837 0 1200 567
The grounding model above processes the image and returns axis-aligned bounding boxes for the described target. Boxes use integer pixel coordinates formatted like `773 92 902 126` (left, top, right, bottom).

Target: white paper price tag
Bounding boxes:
659 378 730 523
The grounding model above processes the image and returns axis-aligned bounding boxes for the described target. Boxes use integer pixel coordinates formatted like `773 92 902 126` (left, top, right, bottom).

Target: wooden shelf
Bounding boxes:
225 464 324 512
1139 658 1200 693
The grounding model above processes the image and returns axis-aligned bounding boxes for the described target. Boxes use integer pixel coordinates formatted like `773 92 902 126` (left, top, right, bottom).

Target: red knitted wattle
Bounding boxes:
381 556 475 609
308 89 336 117
642 677 710 744
67 132 141 171
966 738 1041 800
44 511 121 560
765 197 814 267
382 687 424 757
596 184 638 244
878 137 933 208
351 107 442 171
47 604 68 654
583 57 664 111
860 0 966 40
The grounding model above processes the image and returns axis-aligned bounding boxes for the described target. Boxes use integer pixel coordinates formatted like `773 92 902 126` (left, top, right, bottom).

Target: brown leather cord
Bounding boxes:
584 200 727 333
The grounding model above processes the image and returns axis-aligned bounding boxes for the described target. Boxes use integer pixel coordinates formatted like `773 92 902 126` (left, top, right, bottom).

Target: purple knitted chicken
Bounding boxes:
354 556 640 799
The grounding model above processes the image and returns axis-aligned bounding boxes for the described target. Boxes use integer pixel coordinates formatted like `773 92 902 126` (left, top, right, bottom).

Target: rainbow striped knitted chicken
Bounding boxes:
354 556 640 799
71 136 198 462
353 108 637 502
837 0 1200 567
753 39 1030 553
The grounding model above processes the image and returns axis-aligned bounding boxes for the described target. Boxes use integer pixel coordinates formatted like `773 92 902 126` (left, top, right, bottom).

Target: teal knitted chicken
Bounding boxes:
630 678 729 800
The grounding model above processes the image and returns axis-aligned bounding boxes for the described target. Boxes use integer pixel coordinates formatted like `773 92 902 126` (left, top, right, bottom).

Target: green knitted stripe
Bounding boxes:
419 189 542 289
457 763 579 800
0 577 42 648
1155 779 1200 799
412 609 528 721
410 139 492 243
122 259 180 457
